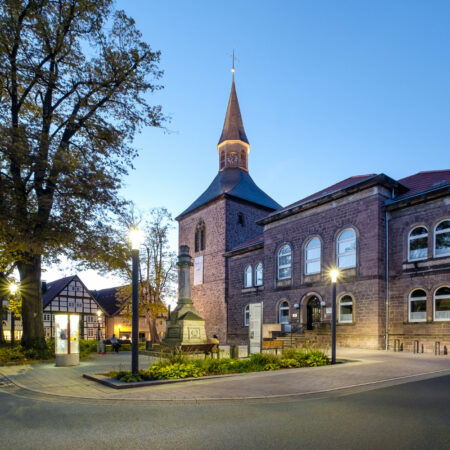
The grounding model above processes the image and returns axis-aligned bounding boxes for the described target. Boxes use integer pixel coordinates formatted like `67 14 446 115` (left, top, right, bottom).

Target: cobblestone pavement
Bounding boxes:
0 348 448 403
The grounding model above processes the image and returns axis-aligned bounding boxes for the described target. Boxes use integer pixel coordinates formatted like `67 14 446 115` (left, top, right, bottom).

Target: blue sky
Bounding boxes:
46 0 450 288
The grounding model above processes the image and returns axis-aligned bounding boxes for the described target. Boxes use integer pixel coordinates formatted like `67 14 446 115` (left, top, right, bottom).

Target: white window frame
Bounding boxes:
434 219 450 258
408 289 427 323
278 300 290 324
433 286 450 322
244 265 253 288
408 226 428 262
305 237 321 275
255 263 263 286
337 228 356 269
277 245 292 280
338 295 353 323
244 305 250 326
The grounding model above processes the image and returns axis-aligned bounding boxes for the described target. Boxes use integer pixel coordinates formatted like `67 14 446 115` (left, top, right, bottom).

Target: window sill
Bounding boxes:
241 286 264 294
276 279 292 289
337 322 354 326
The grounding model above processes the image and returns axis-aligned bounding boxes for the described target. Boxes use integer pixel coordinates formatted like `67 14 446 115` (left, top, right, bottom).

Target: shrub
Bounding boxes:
0 341 54 365
110 348 330 382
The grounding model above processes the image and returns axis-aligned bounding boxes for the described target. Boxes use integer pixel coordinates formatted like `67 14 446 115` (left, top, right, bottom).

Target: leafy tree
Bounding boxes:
0 0 165 348
115 207 176 344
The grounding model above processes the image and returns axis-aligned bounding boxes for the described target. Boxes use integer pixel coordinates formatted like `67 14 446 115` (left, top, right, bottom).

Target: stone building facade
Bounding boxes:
177 74 450 352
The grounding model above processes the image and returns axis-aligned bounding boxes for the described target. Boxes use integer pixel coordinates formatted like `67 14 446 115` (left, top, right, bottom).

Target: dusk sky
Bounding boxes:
45 0 450 288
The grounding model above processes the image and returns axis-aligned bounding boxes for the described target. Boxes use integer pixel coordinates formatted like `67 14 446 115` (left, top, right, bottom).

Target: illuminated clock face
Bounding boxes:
226 152 238 166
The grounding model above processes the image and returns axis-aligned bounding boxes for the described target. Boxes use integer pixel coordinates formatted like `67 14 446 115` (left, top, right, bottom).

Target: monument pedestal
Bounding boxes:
163 246 208 346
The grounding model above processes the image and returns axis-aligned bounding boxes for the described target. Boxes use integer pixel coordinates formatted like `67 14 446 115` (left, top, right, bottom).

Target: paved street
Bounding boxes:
0 349 449 449
0 349 449 401
0 374 449 449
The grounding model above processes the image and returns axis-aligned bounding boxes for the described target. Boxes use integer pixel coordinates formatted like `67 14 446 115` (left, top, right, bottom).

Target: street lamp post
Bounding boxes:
330 269 339 365
130 227 143 375
96 310 103 353
9 282 18 346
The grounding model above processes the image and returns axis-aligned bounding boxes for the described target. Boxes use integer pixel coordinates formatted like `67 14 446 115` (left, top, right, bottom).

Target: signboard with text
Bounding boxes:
194 256 203 285
249 302 263 354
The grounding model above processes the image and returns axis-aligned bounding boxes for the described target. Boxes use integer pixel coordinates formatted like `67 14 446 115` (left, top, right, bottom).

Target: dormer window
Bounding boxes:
238 212 245 226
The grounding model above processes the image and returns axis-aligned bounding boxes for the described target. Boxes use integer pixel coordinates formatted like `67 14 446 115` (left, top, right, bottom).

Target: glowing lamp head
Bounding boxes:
97 310 102 318
330 269 340 283
9 282 19 295
129 227 144 250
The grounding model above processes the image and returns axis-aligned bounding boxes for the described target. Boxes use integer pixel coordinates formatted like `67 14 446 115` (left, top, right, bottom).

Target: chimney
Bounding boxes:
41 281 47 294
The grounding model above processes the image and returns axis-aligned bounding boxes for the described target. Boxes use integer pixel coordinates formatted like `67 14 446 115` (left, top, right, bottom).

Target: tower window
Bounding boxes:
238 212 245 226
195 221 206 252
220 151 225 170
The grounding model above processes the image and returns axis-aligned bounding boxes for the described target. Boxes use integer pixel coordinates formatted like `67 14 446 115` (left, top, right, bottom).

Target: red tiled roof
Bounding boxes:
397 170 450 199
268 174 376 217
231 233 264 252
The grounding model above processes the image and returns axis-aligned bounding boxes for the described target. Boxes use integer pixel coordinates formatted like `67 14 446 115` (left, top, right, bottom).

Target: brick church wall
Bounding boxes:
178 199 228 341
387 196 450 353
225 198 270 251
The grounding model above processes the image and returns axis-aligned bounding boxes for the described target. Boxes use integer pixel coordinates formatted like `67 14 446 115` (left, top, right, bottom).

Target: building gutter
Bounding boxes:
385 209 389 351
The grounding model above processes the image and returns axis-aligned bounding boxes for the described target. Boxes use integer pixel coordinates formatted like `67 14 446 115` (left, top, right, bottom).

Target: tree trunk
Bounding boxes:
0 306 5 344
146 313 160 344
17 254 45 349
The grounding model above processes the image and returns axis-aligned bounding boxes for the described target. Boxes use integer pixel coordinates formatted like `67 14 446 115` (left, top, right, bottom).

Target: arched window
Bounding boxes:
195 221 205 252
244 305 250 326
337 228 356 269
278 245 292 280
409 289 427 322
305 237 321 275
434 220 450 257
244 265 253 288
409 226 428 261
255 263 263 286
339 295 353 323
278 300 290 324
434 286 450 321
220 151 225 169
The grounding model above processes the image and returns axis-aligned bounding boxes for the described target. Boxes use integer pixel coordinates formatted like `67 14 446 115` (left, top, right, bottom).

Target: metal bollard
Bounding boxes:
435 342 440 356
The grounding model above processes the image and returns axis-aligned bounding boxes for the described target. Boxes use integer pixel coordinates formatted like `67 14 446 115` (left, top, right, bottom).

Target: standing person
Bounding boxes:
110 334 120 353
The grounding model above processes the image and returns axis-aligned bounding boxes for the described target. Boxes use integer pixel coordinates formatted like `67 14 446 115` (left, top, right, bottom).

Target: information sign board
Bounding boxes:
249 302 263 354
194 256 203 285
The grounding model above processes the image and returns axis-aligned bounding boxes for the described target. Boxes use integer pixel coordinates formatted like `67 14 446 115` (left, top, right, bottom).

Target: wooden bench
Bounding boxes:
181 343 218 358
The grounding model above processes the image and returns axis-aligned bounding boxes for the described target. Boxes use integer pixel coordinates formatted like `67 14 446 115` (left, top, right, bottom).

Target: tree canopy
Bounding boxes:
0 0 165 347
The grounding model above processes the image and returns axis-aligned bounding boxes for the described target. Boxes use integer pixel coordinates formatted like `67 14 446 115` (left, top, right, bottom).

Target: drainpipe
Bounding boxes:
385 209 389 351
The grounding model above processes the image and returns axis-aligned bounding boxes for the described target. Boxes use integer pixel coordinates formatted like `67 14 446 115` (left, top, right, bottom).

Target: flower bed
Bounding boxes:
109 348 330 383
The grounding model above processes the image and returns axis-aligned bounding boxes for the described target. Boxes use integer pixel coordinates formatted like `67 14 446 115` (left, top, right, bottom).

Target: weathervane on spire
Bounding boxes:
230 46 238 73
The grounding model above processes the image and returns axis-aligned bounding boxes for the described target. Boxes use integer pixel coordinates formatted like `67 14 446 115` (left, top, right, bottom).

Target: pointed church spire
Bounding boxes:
218 73 249 146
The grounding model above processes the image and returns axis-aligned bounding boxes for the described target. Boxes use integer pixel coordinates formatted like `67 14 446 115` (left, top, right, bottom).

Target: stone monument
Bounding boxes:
163 245 208 346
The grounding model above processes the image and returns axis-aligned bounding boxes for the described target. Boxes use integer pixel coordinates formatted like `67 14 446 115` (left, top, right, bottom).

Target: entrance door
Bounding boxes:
306 296 321 330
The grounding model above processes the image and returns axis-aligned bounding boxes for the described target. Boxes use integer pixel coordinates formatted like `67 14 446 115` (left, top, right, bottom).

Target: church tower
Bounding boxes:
176 72 280 342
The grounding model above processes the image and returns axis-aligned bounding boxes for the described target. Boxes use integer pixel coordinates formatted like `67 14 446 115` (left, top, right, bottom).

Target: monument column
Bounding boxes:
163 246 208 346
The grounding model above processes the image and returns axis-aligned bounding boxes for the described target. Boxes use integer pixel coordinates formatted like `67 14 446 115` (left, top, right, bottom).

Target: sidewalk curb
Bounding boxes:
1 365 449 404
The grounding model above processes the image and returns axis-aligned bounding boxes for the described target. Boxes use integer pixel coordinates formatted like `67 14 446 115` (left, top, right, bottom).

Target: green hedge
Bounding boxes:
0 339 102 365
110 348 330 383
